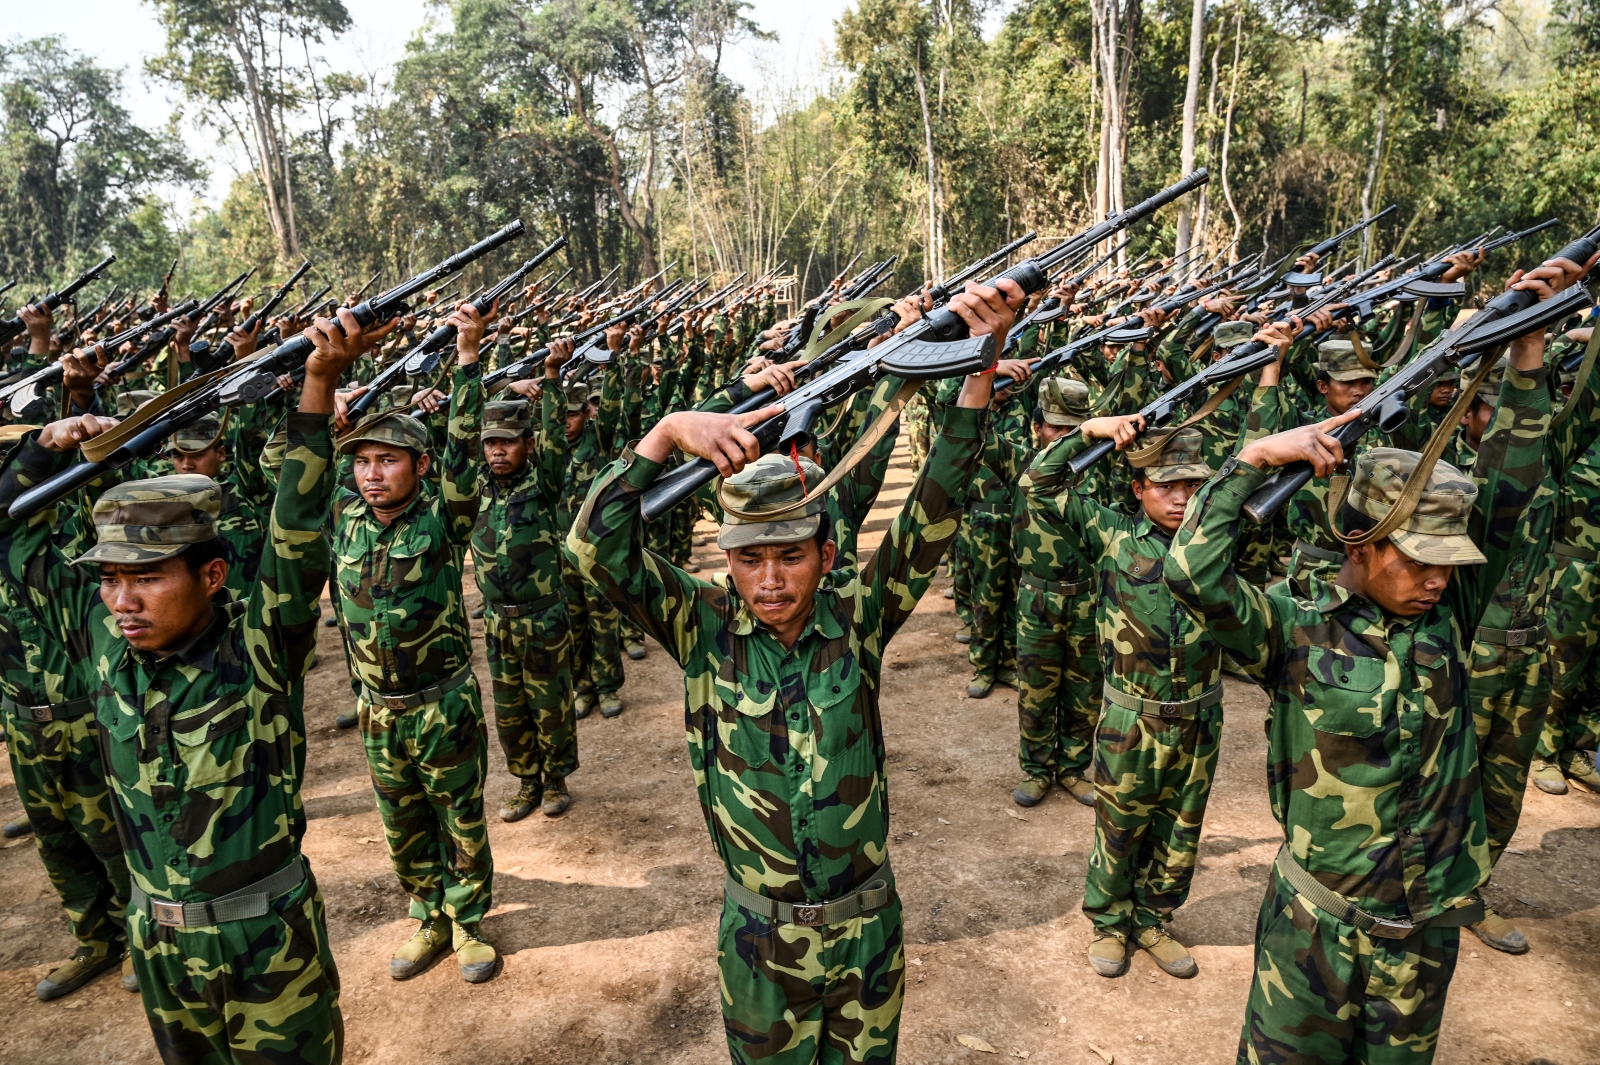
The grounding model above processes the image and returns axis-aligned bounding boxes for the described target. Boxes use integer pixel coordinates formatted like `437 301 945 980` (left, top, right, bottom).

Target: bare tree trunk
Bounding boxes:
912 44 943 281
1174 0 1205 271
1219 4 1245 255
1360 97 1386 267
1194 35 1223 262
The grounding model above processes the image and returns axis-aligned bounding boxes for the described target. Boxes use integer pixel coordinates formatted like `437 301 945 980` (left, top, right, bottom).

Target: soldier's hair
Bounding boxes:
180 538 230 577
1315 370 1331 385
814 520 832 551
1335 502 1381 548
1030 407 1045 428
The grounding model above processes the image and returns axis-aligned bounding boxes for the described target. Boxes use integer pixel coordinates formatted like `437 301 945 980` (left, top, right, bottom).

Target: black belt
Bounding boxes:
360 663 475 711
1019 571 1092 596
1 693 96 723
1476 621 1547 648
131 858 306 929
486 592 562 619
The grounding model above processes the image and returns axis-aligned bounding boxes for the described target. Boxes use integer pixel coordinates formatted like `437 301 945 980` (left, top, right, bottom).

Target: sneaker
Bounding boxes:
995 667 1019 690
121 952 139 993
1088 929 1129 977
454 922 501 983
471 605 486 620
36 946 121 1001
967 674 994 699
389 917 452 980
624 640 647 661
2 817 32 839
954 625 971 645
574 690 595 720
599 694 624 719
499 778 542 823
1013 776 1050 807
1135 926 1198 978
334 711 358 730
1531 760 1568 795
1469 902 1529 955
542 776 571 818
1563 751 1600 793
1059 775 1097 807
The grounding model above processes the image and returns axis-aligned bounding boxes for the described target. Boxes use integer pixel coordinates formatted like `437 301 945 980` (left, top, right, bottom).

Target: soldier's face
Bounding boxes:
1132 476 1204 534
1429 382 1458 408
98 556 228 652
171 444 226 479
483 435 531 478
352 442 429 510
1460 400 1493 450
565 408 590 442
1318 377 1375 415
1339 541 1452 616
726 538 837 638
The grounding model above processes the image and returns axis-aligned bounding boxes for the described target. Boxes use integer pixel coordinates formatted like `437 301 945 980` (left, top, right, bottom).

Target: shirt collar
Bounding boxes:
729 582 847 642
127 597 242 673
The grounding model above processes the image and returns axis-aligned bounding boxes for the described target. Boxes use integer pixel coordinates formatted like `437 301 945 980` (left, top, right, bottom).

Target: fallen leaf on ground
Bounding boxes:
908 958 923 966
358 837 381 844
1088 1043 1114 1064
938 817 952 825
957 1034 997 1053
1010 1050 1030 1059
1504 847 1526 855
61 999 86 1010
1006 809 1030 822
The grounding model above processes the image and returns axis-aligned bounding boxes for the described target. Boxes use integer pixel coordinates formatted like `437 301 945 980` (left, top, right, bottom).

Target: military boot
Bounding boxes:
943 587 955 601
1087 929 1129 977
624 639 647 661
1013 776 1050 807
499 778 542 823
323 614 340 628
1059 775 1096 807
954 624 971 644
389 916 452 980
3 817 32 839
1531 759 1568 795
542 776 572 817
36 946 121 1001
574 688 596 720
967 674 994 699
1470 902 1530 955
121 952 139 993
599 693 624 719
471 605 486 620
1563 750 1600 793
995 667 1019 691
335 711 358 730
686 561 702 573
1135 926 1198 978
454 922 500 983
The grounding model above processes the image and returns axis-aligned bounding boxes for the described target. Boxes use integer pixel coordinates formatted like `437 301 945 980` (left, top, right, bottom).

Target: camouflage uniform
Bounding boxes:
559 374 627 705
333 369 495 927
1166 361 1550 1064
569 402 987 1063
168 413 267 598
472 397 577 789
21 442 341 1062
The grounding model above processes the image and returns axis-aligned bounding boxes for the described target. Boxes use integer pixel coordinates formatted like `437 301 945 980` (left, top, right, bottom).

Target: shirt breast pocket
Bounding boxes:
385 530 446 597
810 664 866 762
1301 646 1386 737
171 699 252 788
712 670 780 772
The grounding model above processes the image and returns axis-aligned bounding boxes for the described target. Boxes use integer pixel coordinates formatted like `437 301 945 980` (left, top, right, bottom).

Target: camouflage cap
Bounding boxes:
1317 339 1377 382
587 380 604 404
387 384 417 411
717 452 826 549
1346 447 1484 566
1474 354 1508 405
1433 364 1461 385
1039 376 1090 427
482 400 534 440
1213 320 1255 350
169 412 226 455
337 411 431 456
71 474 220 566
116 389 160 417
1129 426 1214 484
563 381 588 413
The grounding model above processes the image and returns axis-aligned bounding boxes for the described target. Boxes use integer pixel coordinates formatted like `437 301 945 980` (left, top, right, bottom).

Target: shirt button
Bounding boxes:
163 814 173 823
831 686 840 694
156 774 166 783
799 819 808 828
169 857 180 867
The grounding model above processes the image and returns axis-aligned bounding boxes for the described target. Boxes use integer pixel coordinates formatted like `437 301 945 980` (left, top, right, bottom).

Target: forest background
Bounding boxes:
1 0 1597 302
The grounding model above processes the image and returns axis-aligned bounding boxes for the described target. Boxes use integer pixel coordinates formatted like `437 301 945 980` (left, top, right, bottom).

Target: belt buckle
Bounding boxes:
1366 916 1415 940
28 704 52 722
1506 628 1529 647
150 899 186 928
1159 701 1184 718
791 904 825 927
382 693 410 710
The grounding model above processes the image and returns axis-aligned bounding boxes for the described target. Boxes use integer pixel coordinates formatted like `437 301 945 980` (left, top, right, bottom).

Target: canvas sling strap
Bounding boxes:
1554 320 1600 430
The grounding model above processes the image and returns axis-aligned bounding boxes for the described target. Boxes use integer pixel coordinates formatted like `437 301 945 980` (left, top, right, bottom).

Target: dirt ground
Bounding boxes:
2 438 1599 1065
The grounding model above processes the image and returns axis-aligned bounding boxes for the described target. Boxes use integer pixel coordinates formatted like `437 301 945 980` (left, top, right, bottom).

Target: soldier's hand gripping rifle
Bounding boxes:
666 273 748 337
997 236 1146 358
1239 225 1600 523
482 279 669 392
0 255 117 349
187 260 313 374
346 236 567 418
638 170 1211 520
562 279 700 384
1335 218 1559 321
8 221 529 521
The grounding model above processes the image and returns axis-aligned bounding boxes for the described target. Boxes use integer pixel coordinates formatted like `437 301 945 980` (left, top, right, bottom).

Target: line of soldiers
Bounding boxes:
0 216 1595 1065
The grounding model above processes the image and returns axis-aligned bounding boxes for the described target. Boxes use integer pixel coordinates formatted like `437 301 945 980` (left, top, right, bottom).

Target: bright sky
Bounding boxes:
19 0 859 211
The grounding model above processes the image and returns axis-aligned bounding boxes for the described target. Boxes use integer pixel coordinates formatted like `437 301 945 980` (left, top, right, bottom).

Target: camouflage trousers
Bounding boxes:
131 871 343 1065
951 516 973 629
719 895 904 1064
4 708 129 955
1539 556 1600 765
483 603 578 781
561 549 625 697
1468 637 1549 868
905 394 931 471
1083 701 1221 932
1014 581 1100 782
359 679 495 924
1238 866 1459 1065
963 507 1016 677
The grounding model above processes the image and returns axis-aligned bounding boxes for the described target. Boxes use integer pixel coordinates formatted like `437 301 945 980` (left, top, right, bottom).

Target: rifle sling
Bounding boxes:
1383 302 1427 369
80 362 244 464
1554 324 1600 430
1330 348 1501 548
798 299 894 362
1124 371 1250 468
1348 328 1379 372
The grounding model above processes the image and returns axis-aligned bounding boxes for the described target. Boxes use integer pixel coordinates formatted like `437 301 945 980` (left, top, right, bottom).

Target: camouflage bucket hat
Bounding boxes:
71 474 220 566
1131 426 1214 484
1347 447 1484 566
116 389 160 417
563 381 589 413
1318 339 1377 382
170 412 226 455
1039 376 1090 427
482 400 533 441
337 411 431 456
717 452 827 550
1212 320 1255 350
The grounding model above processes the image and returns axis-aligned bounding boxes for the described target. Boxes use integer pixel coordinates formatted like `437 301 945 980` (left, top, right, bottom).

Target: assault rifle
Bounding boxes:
564 280 710 387
189 260 313 373
483 280 673 392
0 256 117 349
1335 218 1558 319
0 298 200 415
8 221 529 520
637 169 1211 520
1305 205 1399 263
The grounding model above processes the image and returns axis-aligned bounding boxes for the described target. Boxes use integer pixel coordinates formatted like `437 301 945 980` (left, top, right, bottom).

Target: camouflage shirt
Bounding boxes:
568 403 986 903
1164 363 1551 921
470 384 569 607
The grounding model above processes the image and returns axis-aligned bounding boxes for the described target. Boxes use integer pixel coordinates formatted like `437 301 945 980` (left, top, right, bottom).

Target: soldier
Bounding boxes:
165 413 266 597
471 340 580 823
332 301 500 984
0 303 385 1062
1163 253 1573 1064
568 279 1018 1063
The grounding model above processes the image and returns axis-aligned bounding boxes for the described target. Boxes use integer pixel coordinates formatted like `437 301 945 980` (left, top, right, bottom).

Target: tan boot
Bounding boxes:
1013 776 1050 807
574 689 596 720
1059 775 1097 807
599 694 624 719
499 778 542 823
1563 751 1600 793
542 775 571 818
1531 759 1568 795
624 639 647 661
1088 929 1129 977
954 623 970 643
121 952 139 993
1135 926 1198 978
453 922 500 983
967 674 994 699
36 946 120 1001
389 917 452 980
1469 902 1529 955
